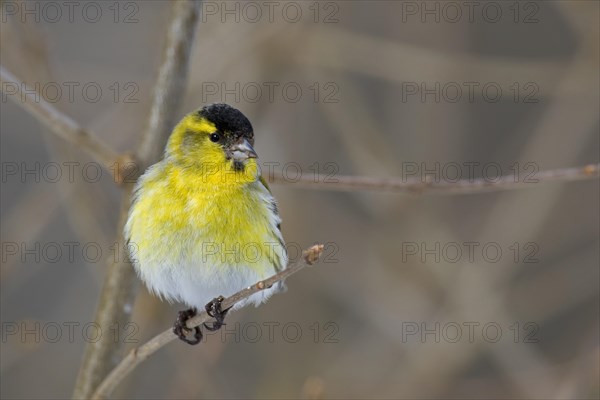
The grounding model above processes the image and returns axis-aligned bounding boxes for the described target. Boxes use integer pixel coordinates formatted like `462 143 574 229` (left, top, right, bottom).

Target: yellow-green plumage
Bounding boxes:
125 104 287 310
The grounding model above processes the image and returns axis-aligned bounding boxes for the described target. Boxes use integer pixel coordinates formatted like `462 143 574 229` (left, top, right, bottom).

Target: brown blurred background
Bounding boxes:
1 1 599 399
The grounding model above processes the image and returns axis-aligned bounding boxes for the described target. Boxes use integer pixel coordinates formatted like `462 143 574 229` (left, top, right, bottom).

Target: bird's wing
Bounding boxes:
258 175 287 271
259 175 281 231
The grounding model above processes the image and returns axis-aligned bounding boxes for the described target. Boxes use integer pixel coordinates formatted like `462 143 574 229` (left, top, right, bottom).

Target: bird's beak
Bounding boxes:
230 138 258 160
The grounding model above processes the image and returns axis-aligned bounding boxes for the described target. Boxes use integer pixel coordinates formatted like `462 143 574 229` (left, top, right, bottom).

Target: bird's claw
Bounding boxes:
173 308 202 345
204 296 229 331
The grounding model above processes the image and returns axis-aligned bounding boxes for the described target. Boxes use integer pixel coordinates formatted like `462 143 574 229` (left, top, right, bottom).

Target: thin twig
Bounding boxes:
91 244 324 400
72 2 200 399
0 66 119 167
267 164 599 193
136 0 200 169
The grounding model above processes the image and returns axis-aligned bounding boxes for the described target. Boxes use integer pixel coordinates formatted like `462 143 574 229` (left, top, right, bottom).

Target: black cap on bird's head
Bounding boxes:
199 103 254 143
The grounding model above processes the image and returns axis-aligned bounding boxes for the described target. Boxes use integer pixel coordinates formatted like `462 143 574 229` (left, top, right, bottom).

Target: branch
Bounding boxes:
0 66 119 167
91 244 325 400
268 164 599 193
136 0 200 169
72 2 200 399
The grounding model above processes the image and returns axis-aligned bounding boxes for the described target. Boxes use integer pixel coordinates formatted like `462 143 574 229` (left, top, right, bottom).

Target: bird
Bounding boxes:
125 103 287 344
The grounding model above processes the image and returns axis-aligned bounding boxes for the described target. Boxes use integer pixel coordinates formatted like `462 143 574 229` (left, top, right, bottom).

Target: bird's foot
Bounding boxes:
203 296 229 332
173 307 203 345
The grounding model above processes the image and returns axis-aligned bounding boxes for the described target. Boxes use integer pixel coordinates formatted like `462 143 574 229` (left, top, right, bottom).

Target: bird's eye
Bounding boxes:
209 133 220 143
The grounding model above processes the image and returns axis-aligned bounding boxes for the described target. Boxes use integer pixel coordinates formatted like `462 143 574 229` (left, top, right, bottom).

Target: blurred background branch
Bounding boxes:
0 66 118 167
269 164 599 193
